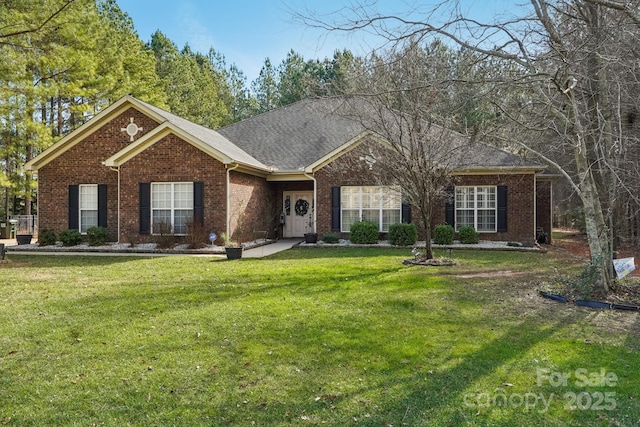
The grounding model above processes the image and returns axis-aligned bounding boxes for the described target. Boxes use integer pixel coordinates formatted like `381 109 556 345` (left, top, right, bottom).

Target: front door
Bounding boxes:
283 191 313 238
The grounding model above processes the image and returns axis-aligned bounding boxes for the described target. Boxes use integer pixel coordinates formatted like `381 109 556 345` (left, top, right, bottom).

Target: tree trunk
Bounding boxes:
564 65 614 293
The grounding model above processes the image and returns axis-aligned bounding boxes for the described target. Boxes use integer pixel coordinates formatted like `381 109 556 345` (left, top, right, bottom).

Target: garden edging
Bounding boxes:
539 290 639 312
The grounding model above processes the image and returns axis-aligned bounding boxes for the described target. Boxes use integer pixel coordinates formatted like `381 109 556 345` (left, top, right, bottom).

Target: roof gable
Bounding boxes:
217 98 368 171
25 95 267 172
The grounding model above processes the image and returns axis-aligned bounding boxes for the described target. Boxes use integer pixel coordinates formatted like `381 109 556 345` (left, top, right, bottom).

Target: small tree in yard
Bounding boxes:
324 42 473 259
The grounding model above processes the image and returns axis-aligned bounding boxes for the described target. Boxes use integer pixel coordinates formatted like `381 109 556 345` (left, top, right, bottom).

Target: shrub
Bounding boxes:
186 220 208 249
59 229 82 246
38 229 57 246
322 233 339 243
389 223 417 246
458 226 479 244
349 221 379 244
433 224 454 245
153 221 176 249
86 226 109 246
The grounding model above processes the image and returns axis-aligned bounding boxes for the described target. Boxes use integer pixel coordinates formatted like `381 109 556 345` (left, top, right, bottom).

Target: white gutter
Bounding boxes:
226 163 239 234
303 171 317 233
109 166 121 243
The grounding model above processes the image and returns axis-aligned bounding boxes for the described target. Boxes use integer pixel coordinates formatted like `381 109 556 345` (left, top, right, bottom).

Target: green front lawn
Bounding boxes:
0 248 638 426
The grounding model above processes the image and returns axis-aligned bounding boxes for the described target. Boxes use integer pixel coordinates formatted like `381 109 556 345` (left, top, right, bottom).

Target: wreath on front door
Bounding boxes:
294 199 309 216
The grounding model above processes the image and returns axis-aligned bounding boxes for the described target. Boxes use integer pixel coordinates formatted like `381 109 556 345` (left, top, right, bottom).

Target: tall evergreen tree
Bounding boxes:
251 58 279 113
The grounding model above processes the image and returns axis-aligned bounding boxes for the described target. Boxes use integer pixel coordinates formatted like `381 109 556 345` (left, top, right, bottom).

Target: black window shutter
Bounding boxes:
497 185 507 232
69 185 79 230
139 183 151 235
401 203 412 223
331 186 341 232
444 186 455 227
193 181 204 226
98 184 107 228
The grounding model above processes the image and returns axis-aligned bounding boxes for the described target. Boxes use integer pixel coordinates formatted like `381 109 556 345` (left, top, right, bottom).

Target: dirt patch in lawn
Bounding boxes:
456 270 528 279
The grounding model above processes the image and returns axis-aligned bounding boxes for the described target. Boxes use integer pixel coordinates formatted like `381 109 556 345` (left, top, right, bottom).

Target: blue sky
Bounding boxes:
116 0 515 83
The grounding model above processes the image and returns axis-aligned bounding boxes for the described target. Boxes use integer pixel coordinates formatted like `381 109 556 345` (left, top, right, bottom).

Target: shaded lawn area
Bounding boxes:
0 247 638 426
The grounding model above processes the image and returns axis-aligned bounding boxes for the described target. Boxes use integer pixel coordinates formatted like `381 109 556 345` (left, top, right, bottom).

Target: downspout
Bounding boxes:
303 171 317 233
226 163 239 234
109 166 121 243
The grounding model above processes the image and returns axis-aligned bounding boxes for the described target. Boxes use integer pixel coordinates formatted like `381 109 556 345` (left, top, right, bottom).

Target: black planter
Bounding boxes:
304 233 318 244
16 234 32 245
225 246 243 260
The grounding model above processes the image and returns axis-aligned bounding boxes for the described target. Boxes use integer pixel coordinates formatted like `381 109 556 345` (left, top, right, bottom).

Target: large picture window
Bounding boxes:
455 186 497 232
341 186 401 232
151 182 193 234
79 184 98 233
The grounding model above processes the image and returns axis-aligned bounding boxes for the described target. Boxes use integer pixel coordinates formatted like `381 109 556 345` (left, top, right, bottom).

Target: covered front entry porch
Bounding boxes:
271 179 315 239
282 191 314 238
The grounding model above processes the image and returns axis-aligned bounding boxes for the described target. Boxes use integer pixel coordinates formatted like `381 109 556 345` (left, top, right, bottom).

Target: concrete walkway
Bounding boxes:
1 238 303 258
242 239 302 258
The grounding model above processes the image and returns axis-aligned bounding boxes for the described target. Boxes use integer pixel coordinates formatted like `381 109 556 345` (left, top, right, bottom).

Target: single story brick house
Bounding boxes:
25 95 552 245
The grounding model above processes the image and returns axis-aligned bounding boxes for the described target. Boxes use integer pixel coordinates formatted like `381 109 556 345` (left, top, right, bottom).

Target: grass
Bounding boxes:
0 247 638 426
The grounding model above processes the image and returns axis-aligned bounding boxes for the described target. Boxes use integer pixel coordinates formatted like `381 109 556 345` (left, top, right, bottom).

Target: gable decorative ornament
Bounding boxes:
359 148 377 170
121 117 143 141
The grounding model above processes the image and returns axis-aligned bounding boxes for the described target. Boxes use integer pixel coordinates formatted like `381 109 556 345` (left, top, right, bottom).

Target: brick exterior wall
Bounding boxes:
432 174 538 243
315 141 383 239
314 139 540 243
228 171 276 242
38 107 232 244
36 103 548 246
37 107 160 239
118 133 228 243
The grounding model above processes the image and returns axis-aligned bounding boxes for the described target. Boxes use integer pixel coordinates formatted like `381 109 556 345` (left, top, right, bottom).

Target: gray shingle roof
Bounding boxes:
217 97 544 172
135 98 268 170
217 98 367 171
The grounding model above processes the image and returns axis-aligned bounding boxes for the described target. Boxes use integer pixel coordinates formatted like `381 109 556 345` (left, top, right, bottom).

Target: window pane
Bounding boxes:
361 209 379 226
477 210 496 232
174 209 193 234
80 211 97 233
456 187 474 209
341 186 403 232
476 186 496 209
456 210 474 229
382 210 401 232
381 186 401 209
79 185 97 209
361 187 377 209
341 187 359 209
152 183 172 209
152 210 171 233
174 183 193 209
341 209 359 231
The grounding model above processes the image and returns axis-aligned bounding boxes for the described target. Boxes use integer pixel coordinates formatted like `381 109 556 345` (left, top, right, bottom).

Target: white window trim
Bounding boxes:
79 184 98 234
340 186 402 232
455 185 497 233
151 182 193 235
